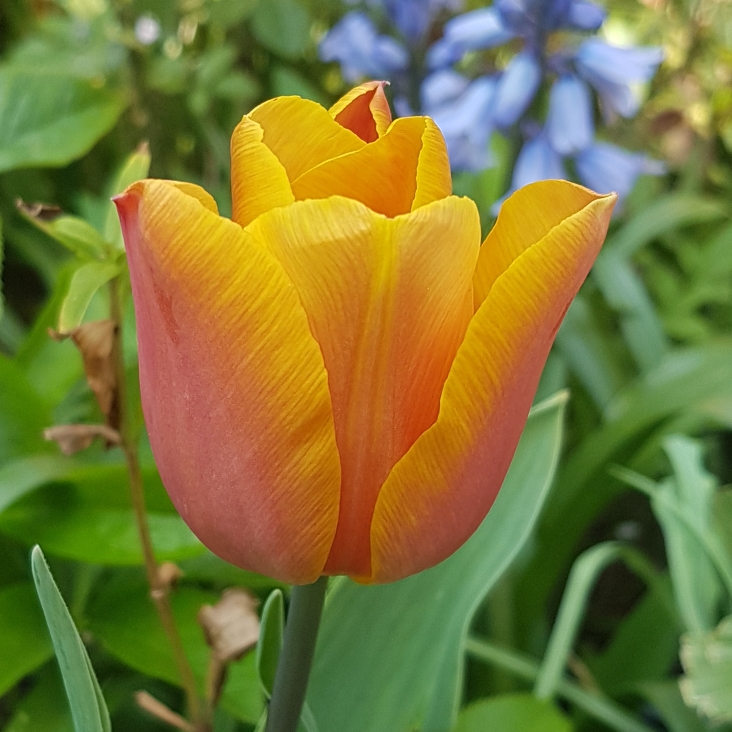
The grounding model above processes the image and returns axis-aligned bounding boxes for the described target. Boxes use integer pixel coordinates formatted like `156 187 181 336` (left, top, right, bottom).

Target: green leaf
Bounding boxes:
0 581 54 696
0 454 72 515
58 260 121 333
307 393 567 732
680 615 732 723
270 66 327 105
0 463 205 565
587 576 680 694
88 576 264 723
654 436 722 633
3 665 74 732
18 210 111 261
454 694 572 732
0 355 52 462
609 194 725 259
639 681 708 732
0 213 4 321
0 68 126 172
103 143 152 249
31 546 111 732
251 0 311 58
523 341 732 632
257 589 284 697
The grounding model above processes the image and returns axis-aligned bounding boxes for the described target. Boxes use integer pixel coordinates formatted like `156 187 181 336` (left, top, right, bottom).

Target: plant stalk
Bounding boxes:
109 277 205 728
265 577 328 732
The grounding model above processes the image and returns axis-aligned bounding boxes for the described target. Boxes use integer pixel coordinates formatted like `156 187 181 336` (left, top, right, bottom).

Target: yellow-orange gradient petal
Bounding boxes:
248 96 365 183
473 181 602 308
291 117 451 217
369 183 617 583
115 180 341 584
329 81 392 142
246 195 480 578
230 116 295 228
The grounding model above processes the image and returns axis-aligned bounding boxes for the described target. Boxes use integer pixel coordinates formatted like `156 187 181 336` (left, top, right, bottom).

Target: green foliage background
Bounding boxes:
1 0 732 730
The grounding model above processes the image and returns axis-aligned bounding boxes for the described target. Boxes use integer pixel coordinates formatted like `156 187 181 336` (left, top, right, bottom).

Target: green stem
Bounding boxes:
265 577 328 732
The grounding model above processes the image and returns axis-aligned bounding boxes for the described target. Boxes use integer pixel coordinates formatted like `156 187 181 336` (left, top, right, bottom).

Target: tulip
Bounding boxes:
116 81 616 586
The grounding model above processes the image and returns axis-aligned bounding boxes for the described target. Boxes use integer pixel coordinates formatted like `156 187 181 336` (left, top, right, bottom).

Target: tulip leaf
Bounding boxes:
88 576 264 723
31 546 111 732
0 581 54 697
307 391 567 732
257 588 284 697
453 694 572 732
0 67 126 173
58 260 121 333
0 214 4 322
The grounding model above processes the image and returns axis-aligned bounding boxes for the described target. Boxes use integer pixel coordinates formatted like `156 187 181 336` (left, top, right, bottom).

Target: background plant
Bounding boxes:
0 0 731 731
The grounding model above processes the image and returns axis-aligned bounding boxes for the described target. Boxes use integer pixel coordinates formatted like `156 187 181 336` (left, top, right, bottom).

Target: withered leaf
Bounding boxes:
16 199 62 222
43 424 121 455
198 589 260 664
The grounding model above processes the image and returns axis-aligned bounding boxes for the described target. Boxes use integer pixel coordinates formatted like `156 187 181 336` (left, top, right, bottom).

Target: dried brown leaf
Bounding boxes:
16 199 62 222
198 589 260 664
43 424 121 455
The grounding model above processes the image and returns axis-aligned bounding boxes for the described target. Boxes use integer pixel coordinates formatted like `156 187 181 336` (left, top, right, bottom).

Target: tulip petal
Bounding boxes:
369 182 616 583
248 96 365 182
230 116 295 227
474 180 600 306
246 195 480 578
116 180 341 584
329 81 392 142
291 117 451 217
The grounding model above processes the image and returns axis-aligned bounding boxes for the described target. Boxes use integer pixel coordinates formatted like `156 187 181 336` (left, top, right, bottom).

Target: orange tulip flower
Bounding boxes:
116 82 615 585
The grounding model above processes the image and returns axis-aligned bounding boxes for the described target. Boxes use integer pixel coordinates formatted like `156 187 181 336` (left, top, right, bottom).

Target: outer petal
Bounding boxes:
291 117 452 217
246 195 480 578
369 182 616 583
475 180 596 306
115 180 341 584
329 81 392 142
230 116 295 227
248 96 365 182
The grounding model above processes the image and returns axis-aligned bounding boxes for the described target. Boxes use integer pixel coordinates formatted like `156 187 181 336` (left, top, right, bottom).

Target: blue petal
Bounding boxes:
421 69 470 109
575 142 665 197
567 0 605 29
546 75 594 154
426 38 465 68
441 7 515 52
429 76 497 171
319 12 408 82
512 135 567 188
492 51 542 128
576 39 663 84
384 0 464 42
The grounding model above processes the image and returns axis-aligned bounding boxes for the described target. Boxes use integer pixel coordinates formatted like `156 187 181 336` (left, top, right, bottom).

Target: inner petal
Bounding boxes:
246 195 480 577
291 117 451 217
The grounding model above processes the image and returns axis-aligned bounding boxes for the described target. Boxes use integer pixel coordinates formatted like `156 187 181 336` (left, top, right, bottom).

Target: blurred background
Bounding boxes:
1 0 732 731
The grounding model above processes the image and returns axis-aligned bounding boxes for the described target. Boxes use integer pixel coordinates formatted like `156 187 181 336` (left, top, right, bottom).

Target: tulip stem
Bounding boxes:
265 576 328 732
109 277 206 729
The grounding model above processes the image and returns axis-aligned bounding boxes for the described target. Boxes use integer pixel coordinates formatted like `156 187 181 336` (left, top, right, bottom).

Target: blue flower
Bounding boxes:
575 142 666 197
546 75 594 155
491 51 542 128
576 39 664 118
383 0 463 43
425 75 497 171
319 11 409 82
513 133 567 188
427 7 514 68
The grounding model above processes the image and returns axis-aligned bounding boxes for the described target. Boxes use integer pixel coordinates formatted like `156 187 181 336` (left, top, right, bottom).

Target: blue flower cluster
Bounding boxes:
319 0 665 203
